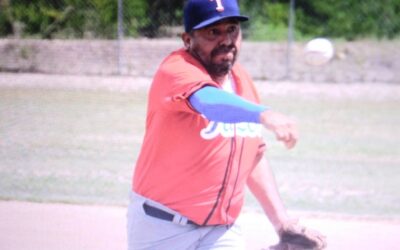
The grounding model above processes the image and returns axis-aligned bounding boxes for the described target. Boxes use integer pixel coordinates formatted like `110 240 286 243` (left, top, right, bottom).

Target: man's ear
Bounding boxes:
181 32 192 50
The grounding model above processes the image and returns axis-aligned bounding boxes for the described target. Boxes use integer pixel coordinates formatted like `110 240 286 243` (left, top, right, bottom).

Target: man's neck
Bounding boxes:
212 74 229 85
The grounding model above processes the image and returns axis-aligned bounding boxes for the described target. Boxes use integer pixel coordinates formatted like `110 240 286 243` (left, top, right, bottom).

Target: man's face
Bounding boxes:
184 19 242 79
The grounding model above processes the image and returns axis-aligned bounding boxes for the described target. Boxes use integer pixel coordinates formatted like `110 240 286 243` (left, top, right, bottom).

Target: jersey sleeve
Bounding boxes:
151 49 220 113
189 86 269 123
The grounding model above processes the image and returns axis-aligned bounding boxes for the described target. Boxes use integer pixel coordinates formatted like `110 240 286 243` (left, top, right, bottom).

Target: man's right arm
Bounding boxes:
189 85 268 123
189 86 298 148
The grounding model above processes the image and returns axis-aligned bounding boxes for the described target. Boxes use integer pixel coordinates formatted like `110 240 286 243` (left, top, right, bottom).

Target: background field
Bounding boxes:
2 2 400 249
1 74 399 219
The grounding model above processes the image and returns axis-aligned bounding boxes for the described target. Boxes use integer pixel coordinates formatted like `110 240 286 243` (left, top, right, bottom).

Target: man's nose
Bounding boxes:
219 32 233 46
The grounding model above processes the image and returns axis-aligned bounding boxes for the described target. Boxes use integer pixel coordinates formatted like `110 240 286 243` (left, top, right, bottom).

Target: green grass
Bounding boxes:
0 87 146 205
1 86 399 218
246 95 400 218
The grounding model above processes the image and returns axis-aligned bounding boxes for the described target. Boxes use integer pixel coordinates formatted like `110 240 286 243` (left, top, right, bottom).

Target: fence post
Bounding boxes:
117 0 124 75
285 0 295 80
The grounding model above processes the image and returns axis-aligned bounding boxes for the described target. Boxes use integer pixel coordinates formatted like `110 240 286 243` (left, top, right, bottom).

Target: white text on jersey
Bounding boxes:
200 121 263 140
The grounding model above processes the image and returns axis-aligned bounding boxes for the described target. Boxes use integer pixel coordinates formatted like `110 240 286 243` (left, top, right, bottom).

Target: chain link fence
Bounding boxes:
0 0 399 82
0 0 185 39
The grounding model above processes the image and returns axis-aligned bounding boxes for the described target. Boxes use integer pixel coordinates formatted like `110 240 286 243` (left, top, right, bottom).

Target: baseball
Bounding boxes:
304 38 334 66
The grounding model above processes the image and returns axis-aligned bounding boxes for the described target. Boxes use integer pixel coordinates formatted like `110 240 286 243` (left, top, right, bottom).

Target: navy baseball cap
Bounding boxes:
184 0 249 32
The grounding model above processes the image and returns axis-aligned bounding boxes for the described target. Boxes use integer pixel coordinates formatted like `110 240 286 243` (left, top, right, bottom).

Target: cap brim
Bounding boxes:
192 15 249 31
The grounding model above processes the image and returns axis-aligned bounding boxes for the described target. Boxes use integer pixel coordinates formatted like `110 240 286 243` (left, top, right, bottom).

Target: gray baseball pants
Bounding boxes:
127 192 245 250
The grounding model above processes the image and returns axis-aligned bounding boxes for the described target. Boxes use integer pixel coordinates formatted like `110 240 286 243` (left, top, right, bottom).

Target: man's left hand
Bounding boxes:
268 222 327 250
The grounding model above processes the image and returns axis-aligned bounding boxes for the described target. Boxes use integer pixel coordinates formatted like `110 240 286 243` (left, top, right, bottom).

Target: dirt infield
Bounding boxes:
1 201 399 250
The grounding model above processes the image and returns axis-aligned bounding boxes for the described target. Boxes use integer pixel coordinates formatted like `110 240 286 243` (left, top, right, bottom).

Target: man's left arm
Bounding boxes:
247 154 327 249
247 155 292 232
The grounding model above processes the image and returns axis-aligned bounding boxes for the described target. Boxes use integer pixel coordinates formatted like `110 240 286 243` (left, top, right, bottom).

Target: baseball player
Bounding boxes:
128 0 326 249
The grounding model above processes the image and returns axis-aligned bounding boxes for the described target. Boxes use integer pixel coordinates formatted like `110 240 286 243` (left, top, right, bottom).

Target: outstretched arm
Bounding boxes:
190 86 298 149
189 86 268 123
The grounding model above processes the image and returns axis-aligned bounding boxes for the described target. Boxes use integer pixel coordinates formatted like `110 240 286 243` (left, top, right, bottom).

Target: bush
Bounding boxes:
0 7 12 36
1 0 399 40
1 0 150 39
242 0 400 40
295 0 400 40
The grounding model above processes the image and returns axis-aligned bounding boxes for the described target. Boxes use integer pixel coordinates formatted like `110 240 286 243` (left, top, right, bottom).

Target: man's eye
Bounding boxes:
208 29 219 36
228 26 237 33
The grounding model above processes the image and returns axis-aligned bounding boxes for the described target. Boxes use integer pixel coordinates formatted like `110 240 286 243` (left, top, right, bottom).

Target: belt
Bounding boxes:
142 203 197 225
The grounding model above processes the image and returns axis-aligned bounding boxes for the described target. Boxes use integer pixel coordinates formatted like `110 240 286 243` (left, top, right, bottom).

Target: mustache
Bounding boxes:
211 45 236 57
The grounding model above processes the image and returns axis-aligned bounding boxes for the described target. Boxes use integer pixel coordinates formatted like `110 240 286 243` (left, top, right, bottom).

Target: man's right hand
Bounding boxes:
260 110 298 149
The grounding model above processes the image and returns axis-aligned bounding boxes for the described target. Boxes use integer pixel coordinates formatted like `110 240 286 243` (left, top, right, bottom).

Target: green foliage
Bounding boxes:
139 0 184 38
247 20 287 41
241 0 400 40
124 0 149 37
241 2 286 40
294 0 400 40
0 6 12 36
1 0 150 38
0 0 399 39
8 2 50 36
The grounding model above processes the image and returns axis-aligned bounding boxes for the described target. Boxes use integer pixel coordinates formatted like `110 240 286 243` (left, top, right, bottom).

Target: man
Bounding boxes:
128 0 326 249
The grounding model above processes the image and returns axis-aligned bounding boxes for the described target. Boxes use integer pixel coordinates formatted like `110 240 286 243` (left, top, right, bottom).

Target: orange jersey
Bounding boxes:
133 48 265 226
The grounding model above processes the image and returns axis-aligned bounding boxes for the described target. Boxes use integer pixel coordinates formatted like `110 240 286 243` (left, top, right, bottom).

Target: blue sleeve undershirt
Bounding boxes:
188 86 269 123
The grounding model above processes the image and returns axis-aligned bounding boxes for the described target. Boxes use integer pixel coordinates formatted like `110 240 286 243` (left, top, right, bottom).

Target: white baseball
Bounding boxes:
304 38 334 66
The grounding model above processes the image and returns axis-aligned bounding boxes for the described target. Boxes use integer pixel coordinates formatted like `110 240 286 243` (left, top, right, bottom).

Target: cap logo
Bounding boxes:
210 0 224 12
